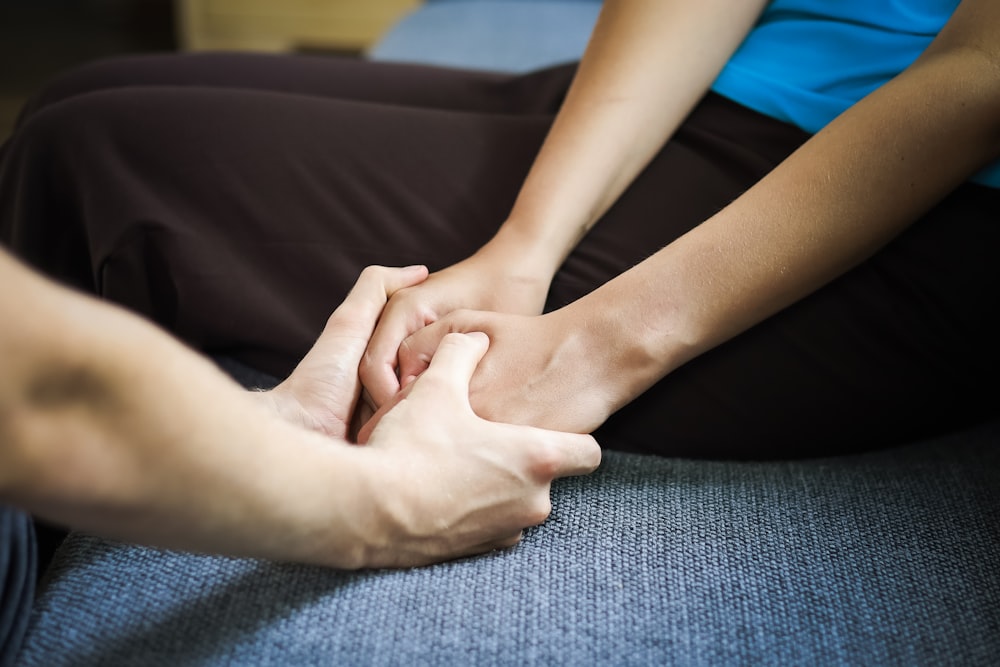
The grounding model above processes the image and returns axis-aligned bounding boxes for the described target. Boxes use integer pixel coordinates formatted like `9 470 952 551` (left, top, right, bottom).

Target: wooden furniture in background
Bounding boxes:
176 0 420 53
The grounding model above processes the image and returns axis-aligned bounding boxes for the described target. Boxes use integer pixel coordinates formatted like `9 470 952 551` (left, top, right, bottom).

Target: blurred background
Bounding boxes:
0 0 175 141
0 0 419 142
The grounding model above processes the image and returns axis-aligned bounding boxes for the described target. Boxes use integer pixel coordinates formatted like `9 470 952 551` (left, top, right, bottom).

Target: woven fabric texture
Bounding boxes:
15 416 1000 666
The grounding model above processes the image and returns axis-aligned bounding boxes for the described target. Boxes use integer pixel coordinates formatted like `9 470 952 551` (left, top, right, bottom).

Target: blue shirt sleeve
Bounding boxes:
710 0 1000 187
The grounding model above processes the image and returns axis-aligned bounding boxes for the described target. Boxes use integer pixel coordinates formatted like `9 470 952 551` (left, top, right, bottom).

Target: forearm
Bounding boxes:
490 0 767 275
0 255 367 567
360 2 765 399
576 38 1000 409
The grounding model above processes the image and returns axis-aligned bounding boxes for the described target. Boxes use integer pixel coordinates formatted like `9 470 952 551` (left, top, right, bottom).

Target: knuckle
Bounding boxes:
409 370 448 396
324 310 347 330
358 349 376 376
397 337 425 364
359 264 387 281
523 495 552 527
440 331 469 347
527 440 564 480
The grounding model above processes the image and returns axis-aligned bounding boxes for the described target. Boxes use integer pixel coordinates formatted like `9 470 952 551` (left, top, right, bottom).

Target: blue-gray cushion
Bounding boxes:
369 0 602 73
15 411 1000 666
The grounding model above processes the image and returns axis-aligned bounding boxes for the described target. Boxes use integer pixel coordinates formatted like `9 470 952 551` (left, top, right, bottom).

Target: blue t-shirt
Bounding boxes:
711 0 1000 188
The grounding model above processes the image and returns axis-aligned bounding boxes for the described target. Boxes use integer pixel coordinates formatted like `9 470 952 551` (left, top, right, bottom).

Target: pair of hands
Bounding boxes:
263 264 601 568
354 251 621 436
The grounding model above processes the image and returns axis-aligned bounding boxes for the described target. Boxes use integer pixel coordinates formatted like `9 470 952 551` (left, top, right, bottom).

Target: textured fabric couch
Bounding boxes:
14 2 1000 665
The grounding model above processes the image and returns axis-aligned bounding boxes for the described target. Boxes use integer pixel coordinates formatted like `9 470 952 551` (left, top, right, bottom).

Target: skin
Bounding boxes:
0 252 600 569
361 0 771 404
360 0 1000 434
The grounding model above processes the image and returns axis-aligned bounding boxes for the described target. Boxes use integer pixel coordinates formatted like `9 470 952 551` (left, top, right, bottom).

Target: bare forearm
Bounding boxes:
577 38 1000 409
0 255 365 567
360 2 767 400
492 0 767 275
0 256 601 569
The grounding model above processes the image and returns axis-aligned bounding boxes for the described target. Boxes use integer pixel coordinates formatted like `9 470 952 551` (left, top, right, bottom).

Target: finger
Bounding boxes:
517 428 603 480
382 264 429 298
359 321 406 406
360 387 377 414
360 332 489 443
414 331 490 395
397 315 480 384
359 298 433 407
551 432 602 479
349 397 375 444
329 265 427 335
355 380 416 444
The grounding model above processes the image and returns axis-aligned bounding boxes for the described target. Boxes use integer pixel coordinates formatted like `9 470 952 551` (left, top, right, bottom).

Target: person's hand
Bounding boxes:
261 264 428 440
360 240 553 408
350 332 602 568
382 306 627 435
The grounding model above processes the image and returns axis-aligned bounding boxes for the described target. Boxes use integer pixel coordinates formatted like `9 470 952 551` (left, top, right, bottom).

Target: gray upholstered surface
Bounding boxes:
16 416 1000 666
369 0 601 73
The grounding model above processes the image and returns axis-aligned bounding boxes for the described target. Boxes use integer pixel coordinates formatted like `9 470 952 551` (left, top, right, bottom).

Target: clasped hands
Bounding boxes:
262 264 601 568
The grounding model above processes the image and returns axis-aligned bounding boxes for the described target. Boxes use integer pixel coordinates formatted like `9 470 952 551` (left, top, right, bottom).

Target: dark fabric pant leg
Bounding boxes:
591 181 1000 458
14 51 573 122
1 54 997 459
560 95 1000 458
0 57 573 376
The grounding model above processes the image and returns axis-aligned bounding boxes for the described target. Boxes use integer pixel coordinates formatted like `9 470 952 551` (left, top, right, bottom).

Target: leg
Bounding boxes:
4 60 994 459
0 64 575 377
549 95 1000 458
15 52 574 123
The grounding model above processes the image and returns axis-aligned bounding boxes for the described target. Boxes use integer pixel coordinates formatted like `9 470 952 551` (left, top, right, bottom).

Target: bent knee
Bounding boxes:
16 54 186 125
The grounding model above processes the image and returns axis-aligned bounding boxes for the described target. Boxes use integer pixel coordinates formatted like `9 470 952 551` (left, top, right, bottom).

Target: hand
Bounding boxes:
360 240 553 408
352 332 602 568
261 265 428 440
385 307 622 435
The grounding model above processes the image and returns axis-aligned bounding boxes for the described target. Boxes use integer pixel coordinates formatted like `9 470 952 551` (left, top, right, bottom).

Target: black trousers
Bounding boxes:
1 52 997 459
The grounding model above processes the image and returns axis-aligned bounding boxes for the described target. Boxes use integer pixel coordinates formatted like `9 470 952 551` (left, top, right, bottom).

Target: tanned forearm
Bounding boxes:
359 0 767 404
490 0 768 276
574 1 1000 410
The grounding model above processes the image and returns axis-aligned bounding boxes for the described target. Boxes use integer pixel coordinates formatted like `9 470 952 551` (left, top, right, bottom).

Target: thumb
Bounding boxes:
501 423 602 482
414 331 490 398
356 332 488 444
328 264 428 335
545 431 602 479
397 315 483 387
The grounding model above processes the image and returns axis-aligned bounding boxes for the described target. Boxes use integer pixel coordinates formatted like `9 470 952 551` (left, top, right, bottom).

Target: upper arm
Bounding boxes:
909 0 1000 163
582 0 769 98
924 0 1000 63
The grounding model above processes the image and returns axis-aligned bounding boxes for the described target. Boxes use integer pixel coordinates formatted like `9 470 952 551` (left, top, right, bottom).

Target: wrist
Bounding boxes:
561 280 690 415
267 437 374 569
312 447 414 569
450 226 557 316
483 218 572 282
